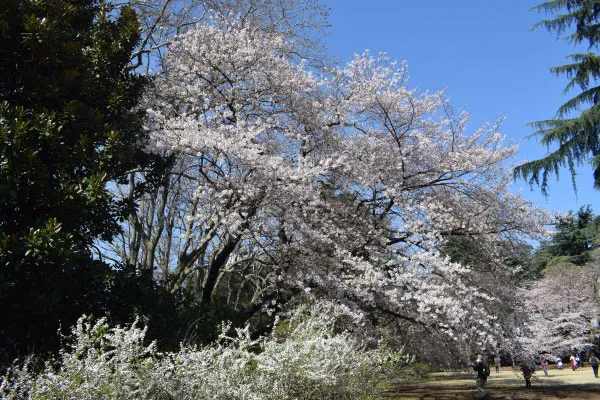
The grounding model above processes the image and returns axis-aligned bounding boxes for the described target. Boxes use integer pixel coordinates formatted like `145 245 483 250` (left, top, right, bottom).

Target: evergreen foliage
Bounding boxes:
442 235 538 281
0 0 149 365
515 0 600 193
536 205 598 269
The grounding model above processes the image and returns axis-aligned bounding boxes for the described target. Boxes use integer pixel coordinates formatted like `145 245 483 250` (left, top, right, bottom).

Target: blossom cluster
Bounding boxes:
1 302 402 399
141 14 553 359
518 261 600 355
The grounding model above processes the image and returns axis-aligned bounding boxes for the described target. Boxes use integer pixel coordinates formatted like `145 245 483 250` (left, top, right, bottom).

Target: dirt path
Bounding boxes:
385 366 600 399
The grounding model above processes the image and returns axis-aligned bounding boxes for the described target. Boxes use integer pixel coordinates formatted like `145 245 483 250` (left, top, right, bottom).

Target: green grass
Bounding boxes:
383 365 600 399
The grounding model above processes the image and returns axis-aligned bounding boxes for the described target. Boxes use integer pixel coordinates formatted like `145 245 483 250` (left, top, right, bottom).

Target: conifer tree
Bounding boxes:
536 205 598 268
515 0 600 193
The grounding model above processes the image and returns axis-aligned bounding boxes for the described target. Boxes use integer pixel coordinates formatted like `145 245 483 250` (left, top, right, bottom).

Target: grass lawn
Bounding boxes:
384 365 600 399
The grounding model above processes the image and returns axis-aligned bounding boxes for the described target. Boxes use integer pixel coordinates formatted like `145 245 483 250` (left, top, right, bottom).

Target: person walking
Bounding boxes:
590 354 600 378
570 354 578 371
470 354 490 399
521 363 534 388
540 355 549 376
494 355 501 373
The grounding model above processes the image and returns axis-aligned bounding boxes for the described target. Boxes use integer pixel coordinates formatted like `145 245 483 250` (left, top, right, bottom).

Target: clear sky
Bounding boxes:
325 0 597 215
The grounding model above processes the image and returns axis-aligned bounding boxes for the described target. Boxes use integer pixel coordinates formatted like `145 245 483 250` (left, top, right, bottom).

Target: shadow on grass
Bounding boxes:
385 381 600 400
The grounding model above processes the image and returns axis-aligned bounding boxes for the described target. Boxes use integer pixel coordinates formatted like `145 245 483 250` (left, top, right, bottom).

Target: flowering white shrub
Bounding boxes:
254 301 393 398
1 302 402 399
1 317 160 400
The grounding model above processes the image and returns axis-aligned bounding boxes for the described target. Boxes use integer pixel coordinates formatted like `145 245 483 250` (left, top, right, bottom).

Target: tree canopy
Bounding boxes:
514 0 600 193
536 205 599 269
519 205 599 356
0 0 148 364
0 0 581 376
140 14 551 362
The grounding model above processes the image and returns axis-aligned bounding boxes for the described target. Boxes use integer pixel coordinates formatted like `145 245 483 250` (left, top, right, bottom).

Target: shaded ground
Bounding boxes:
385 366 600 399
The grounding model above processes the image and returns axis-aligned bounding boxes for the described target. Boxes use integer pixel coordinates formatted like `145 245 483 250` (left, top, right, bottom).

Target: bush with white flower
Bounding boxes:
1 301 406 399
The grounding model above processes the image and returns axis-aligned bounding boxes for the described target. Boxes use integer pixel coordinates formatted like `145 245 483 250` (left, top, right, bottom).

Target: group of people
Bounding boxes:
470 350 600 397
569 352 600 378
568 351 586 371
530 352 600 383
473 353 537 392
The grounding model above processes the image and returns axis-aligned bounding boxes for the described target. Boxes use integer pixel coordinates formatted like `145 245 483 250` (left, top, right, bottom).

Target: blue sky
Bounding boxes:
325 0 597 215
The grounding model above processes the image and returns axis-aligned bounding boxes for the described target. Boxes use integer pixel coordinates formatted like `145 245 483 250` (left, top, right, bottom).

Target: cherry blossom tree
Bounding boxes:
519 259 600 356
125 0 330 72
105 0 331 294
142 14 552 360
100 2 333 336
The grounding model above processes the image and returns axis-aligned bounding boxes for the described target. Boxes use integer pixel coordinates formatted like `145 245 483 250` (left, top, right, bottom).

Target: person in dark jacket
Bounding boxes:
494 355 501 373
470 354 490 398
521 363 535 388
590 353 600 378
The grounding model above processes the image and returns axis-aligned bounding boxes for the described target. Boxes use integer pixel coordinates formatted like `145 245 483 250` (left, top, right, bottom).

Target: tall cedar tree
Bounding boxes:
515 0 600 193
0 0 148 364
536 205 598 268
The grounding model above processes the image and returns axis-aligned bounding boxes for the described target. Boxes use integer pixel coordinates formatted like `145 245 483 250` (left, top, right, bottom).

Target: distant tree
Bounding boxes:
515 0 600 193
442 235 538 282
0 0 148 364
518 205 600 357
519 260 600 355
536 205 598 269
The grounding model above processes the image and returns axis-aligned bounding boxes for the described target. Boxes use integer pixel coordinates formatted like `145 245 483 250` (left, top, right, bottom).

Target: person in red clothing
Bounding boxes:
570 354 578 371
